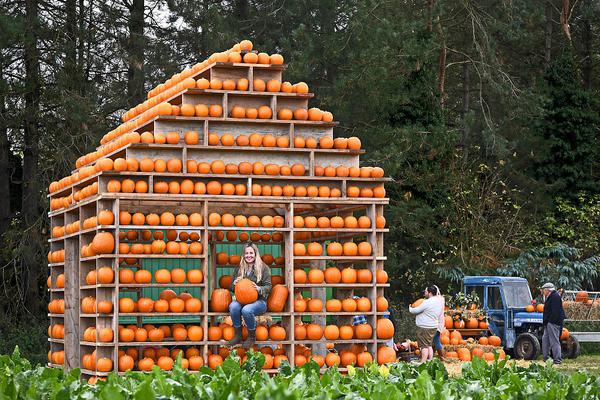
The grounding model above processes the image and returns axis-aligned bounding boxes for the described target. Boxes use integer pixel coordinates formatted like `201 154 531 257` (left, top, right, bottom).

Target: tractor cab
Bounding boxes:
462 276 580 359
463 276 544 359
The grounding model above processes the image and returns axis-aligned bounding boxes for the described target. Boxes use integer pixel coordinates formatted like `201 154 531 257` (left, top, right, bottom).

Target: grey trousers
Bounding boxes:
542 322 562 364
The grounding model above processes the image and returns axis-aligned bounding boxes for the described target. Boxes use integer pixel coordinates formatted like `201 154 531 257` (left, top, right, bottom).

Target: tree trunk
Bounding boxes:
126 0 145 107
560 0 572 42
23 0 42 313
65 0 78 82
544 3 552 67
427 0 434 32
438 46 446 109
461 62 470 156
0 64 12 236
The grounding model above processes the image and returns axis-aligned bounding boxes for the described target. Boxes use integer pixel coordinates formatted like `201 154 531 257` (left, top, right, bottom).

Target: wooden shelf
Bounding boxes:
48 338 65 344
48 262 65 267
80 341 115 347
79 254 206 262
294 339 388 344
47 288 65 292
80 283 206 290
102 171 388 183
206 312 292 317
132 142 363 154
119 224 205 230
47 314 65 318
294 311 388 316
293 256 385 261
186 88 312 98
294 283 390 288
81 340 207 347
80 368 110 376
80 314 113 318
118 312 206 317
49 193 389 217
134 115 338 135
207 226 288 231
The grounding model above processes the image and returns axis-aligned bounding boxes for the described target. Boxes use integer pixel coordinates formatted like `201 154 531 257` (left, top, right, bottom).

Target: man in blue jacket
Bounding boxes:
541 282 566 364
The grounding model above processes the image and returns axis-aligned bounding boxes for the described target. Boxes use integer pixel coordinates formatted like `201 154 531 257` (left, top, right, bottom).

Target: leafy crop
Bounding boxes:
0 348 599 399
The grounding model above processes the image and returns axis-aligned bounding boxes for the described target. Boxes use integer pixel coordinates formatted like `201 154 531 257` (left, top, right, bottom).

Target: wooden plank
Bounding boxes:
64 220 80 371
312 259 326 356
134 115 337 136
284 202 295 365
294 283 390 288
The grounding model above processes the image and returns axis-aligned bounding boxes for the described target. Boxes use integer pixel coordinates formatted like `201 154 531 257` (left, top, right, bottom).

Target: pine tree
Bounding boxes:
533 47 600 195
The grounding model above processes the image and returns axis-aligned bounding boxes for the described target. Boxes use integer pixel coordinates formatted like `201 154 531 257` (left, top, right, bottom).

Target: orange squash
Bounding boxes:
210 289 232 312
267 284 288 312
235 278 258 305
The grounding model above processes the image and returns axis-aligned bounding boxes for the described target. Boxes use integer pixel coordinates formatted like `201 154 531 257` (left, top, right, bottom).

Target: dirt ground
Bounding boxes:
441 354 600 376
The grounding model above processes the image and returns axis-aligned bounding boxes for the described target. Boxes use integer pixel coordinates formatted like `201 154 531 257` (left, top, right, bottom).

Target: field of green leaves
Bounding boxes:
1 348 599 399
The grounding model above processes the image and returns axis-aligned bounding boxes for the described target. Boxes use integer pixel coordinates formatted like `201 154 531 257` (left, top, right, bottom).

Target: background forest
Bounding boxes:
0 0 599 360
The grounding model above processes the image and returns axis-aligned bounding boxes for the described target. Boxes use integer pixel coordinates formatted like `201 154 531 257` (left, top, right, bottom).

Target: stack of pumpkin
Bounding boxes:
440 330 505 362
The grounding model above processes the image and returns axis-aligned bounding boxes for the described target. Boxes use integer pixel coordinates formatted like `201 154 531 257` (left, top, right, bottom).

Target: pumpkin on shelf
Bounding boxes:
210 289 232 312
267 284 288 312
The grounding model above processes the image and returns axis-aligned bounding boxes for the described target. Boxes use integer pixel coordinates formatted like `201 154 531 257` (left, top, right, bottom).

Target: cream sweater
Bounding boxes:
409 297 444 329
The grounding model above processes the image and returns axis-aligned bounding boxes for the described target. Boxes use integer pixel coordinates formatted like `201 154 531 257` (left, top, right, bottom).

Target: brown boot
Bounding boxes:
242 329 256 349
227 326 243 347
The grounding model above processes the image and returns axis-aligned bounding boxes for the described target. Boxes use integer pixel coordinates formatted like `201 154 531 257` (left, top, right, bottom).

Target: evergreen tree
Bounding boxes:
533 47 600 195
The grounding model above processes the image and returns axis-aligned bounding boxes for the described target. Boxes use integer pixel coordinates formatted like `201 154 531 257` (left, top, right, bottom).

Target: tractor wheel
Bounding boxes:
514 332 541 360
562 336 580 359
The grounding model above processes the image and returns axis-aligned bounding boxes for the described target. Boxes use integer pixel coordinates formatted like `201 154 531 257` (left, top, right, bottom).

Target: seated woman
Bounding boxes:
227 243 272 348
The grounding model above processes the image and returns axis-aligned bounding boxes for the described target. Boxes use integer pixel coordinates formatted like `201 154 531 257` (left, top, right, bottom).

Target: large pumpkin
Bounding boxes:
91 232 115 254
235 278 259 305
376 318 394 339
267 284 289 312
411 298 424 308
376 346 396 364
210 289 232 312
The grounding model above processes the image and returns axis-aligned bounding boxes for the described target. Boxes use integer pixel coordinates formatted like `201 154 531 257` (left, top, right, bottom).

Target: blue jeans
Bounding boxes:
229 300 267 330
433 331 443 351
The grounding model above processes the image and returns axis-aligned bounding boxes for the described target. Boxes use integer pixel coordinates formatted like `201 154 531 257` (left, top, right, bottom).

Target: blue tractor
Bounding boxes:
463 276 580 359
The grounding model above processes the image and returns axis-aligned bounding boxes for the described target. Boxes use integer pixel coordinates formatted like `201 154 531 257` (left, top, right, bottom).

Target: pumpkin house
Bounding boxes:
46 40 391 380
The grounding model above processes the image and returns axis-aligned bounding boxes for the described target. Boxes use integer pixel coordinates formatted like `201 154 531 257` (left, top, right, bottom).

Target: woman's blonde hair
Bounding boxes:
237 243 267 281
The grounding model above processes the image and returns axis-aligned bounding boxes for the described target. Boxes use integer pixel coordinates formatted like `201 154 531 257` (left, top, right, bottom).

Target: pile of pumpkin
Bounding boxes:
293 294 388 314
293 241 373 257
63 39 329 173
293 266 388 285
440 330 505 361
563 291 600 320
81 342 397 375
443 313 489 330
205 132 361 150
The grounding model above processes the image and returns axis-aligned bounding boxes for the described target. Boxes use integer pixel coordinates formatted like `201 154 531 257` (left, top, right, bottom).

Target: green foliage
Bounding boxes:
498 244 599 290
1 348 599 399
532 48 600 195
534 192 600 257
0 318 48 366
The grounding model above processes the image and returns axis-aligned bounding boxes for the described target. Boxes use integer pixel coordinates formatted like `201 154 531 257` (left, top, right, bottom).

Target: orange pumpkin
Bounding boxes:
267 284 288 312
210 289 232 312
376 318 394 339
376 346 396 364
235 278 258 305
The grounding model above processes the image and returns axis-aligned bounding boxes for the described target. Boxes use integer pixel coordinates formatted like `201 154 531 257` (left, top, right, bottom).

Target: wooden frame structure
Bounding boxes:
47 57 390 378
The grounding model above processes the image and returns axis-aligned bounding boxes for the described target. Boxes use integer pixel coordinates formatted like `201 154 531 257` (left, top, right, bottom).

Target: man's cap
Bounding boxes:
541 282 555 290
